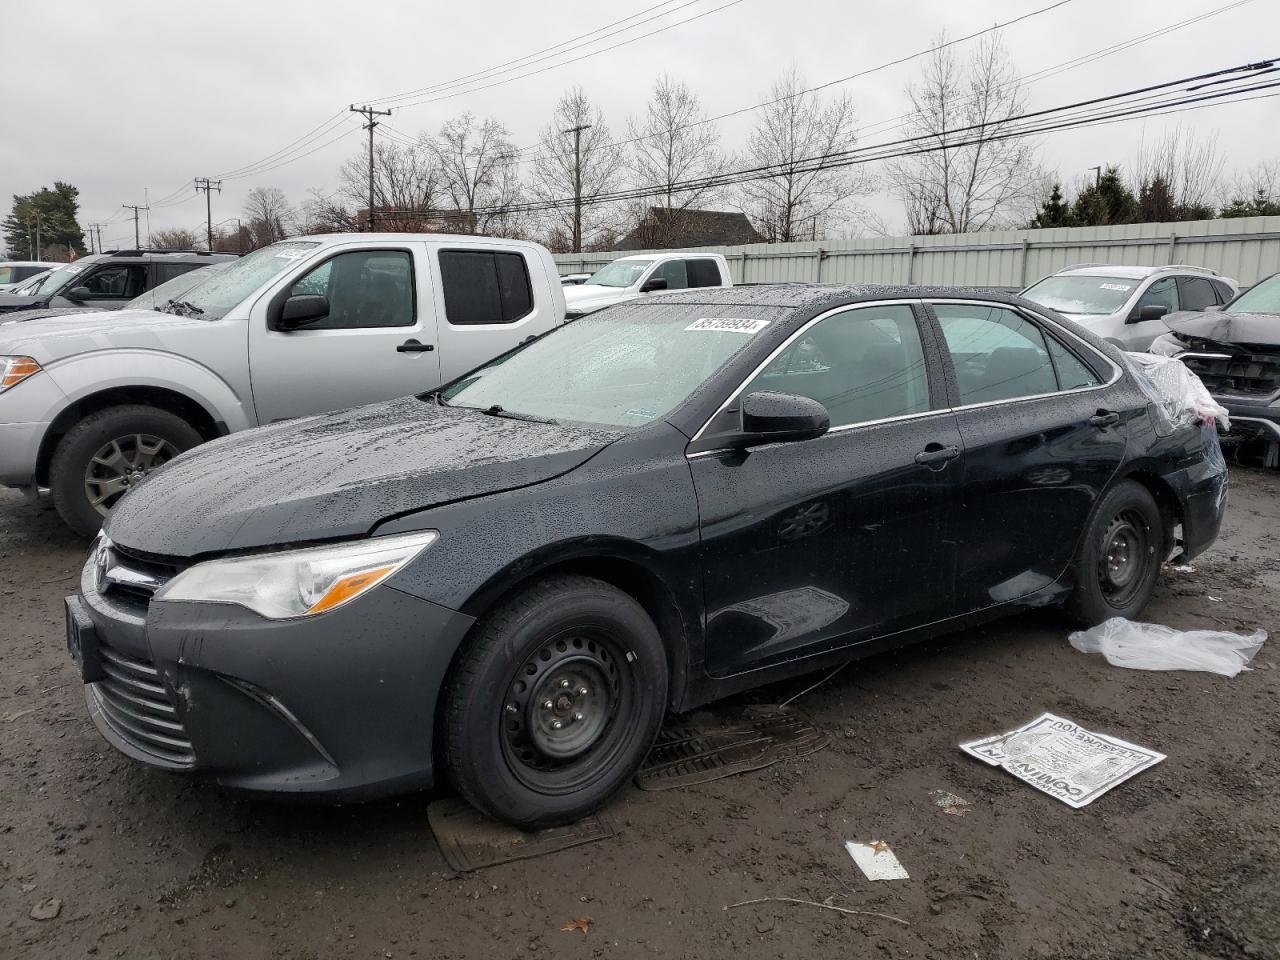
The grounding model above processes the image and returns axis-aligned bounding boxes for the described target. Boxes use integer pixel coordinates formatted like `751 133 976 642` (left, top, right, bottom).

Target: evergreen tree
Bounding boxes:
1030 183 1074 228
1071 166 1137 226
1220 189 1280 218
2 182 86 260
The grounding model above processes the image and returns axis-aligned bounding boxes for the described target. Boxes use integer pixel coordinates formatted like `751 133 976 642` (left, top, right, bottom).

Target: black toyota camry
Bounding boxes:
65 285 1227 826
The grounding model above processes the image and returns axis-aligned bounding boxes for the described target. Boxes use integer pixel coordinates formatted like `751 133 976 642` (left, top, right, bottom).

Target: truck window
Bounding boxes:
289 250 414 329
79 264 147 299
650 259 688 290
687 259 722 288
440 250 533 324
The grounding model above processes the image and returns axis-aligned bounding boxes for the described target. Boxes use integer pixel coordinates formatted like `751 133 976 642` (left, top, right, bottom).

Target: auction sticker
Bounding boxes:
1099 283 1132 292
960 713 1164 808
685 317 770 334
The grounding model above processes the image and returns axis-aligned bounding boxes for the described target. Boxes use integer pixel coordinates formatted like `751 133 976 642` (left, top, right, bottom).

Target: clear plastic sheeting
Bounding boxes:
1069 617 1267 677
1123 352 1231 432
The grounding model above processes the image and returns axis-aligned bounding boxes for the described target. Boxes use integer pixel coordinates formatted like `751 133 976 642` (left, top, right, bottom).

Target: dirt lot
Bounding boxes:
2 470 1278 960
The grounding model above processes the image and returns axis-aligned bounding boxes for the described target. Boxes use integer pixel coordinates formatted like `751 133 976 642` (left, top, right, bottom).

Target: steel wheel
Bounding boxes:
84 434 180 517
500 629 634 795
1098 508 1151 609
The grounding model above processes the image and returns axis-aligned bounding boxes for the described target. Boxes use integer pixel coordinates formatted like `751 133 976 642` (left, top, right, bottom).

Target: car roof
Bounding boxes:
638 282 1039 310
1049 264 1219 280
299 232 550 252
0 260 58 268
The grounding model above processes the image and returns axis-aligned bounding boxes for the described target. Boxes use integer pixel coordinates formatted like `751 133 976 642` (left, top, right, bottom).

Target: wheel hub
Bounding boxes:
1098 509 1149 604
84 434 180 516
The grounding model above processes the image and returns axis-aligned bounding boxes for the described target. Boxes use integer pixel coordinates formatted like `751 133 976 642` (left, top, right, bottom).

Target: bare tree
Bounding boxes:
1133 126 1224 220
529 86 624 252
430 112 521 235
625 75 728 247
150 227 200 250
1220 158 1280 216
739 69 875 242
886 33 1042 234
337 140 442 230
241 187 294 249
295 188 358 235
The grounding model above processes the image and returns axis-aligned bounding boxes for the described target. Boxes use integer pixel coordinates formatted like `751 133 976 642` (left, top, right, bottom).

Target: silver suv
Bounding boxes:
1020 264 1238 351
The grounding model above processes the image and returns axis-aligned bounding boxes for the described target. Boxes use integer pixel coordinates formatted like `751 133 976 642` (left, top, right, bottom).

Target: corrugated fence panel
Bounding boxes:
556 216 1280 289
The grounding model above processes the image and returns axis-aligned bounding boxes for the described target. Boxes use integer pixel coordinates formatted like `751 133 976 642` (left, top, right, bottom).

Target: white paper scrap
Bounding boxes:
960 713 1164 809
845 841 909 881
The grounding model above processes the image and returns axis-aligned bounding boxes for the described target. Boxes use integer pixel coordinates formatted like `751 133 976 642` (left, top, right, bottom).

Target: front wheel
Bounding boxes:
49 405 203 537
442 575 668 828
1064 480 1165 625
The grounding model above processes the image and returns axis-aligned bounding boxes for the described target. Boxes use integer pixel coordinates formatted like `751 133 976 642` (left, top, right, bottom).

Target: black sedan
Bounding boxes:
65 285 1227 826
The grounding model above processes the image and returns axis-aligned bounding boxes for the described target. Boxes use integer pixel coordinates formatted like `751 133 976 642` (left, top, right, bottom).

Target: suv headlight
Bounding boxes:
154 530 438 619
0 356 42 393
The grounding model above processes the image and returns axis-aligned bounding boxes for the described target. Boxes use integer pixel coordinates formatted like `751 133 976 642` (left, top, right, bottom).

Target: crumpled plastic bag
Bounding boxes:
1069 617 1266 677
1123 352 1230 431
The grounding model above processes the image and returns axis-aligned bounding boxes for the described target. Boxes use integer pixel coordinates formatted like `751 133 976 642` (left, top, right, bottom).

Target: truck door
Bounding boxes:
247 243 442 423
428 246 556 385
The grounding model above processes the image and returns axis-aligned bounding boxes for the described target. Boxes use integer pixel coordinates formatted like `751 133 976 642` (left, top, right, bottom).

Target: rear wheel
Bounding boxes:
49 405 203 537
1064 480 1164 625
442 575 667 828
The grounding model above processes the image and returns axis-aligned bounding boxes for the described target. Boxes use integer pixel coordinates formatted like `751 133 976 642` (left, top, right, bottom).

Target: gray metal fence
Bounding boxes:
554 215 1280 289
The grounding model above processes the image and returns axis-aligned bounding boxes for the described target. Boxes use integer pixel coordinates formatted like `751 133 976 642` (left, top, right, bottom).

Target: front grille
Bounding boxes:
90 642 194 768
1181 351 1280 398
100 543 181 608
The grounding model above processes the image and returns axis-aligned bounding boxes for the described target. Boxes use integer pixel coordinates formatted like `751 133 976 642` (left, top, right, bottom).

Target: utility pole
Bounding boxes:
350 104 392 231
121 203 149 248
91 223 105 253
563 123 592 253
28 211 44 260
195 178 222 250
1088 165 1102 187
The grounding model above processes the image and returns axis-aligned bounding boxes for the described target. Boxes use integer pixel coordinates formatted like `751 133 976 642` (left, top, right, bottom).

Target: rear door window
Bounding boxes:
1178 276 1217 312
439 250 533 325
934 304 1057 404
687 259 722 288
1211 280 1234 304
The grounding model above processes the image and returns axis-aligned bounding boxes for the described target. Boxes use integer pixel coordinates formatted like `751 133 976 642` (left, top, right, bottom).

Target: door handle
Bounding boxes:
1088 410 1120 428
914 443 961 465
396 339 434 353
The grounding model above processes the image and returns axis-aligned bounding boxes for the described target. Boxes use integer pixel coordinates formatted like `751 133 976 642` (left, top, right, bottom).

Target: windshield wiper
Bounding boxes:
170 299 206 317
481 404 557 425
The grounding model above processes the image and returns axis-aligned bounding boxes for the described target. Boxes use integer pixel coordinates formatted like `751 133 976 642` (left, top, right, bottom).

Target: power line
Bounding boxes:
194 178 222 250
121 203 149 248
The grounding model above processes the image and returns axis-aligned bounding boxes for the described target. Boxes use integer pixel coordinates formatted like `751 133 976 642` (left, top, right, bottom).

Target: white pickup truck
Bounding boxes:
0 232 566 535
562 252 733 318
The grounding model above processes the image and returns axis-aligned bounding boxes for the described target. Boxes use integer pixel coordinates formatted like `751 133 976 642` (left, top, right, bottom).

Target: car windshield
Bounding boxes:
5 270 50 294
177 242 318 319
1226 274 1280 314
27 260 86 296
1021 274 1141 315
584 259 652 288
128 264 223 312
440 303 777 428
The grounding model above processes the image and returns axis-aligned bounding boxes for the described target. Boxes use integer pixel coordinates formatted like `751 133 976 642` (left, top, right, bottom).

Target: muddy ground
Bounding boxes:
2 470 1277 960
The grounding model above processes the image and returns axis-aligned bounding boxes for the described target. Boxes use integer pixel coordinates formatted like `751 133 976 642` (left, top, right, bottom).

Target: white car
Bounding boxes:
1020 264 1238 351
563 253 733 318
0 260 58 290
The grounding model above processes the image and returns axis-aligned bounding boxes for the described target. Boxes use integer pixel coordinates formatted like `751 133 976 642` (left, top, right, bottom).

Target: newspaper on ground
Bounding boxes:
959 713 1165 809
845 840 909 881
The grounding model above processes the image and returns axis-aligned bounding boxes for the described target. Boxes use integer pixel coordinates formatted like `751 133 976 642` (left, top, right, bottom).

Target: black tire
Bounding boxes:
442 574 668 828
50 405 203 538
1064 480 1165 626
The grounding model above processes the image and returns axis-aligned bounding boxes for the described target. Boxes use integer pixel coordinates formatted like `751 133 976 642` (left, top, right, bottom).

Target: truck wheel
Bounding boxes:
1063 480 1164 626
50 405 203 537
442 574 667 828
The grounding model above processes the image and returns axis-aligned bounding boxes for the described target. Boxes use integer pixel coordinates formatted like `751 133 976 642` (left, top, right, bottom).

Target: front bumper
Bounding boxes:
0 420 48 488
69 559 475 800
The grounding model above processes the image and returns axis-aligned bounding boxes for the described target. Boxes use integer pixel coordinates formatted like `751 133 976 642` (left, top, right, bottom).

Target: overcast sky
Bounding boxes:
4 0 1277 247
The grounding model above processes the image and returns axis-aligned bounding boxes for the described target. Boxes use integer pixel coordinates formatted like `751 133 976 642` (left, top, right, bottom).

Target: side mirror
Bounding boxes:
733 392 830 448
66 286 91 302
1131 303 1170 324
1204 303 1224 313
640 276 668 293
278 294 330 329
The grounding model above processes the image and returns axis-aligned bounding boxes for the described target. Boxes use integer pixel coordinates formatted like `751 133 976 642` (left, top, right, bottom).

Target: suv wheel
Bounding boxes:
1064 480 1164 625
442 574 668 828
50 405 203 537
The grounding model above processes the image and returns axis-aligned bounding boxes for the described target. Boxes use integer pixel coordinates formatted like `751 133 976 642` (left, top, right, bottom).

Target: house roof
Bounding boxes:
617 208 764 250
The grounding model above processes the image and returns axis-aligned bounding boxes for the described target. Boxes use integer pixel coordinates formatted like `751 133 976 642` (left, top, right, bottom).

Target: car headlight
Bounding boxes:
1147 335 1185 358
153 530 438 619
0 356 42 393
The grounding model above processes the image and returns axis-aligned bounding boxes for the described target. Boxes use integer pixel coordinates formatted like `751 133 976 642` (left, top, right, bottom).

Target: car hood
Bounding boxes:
0 307 186 358
563 284 633 310
105 395 622 558
1161 309 1280 348
0 306 102 325
0 294 41 312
